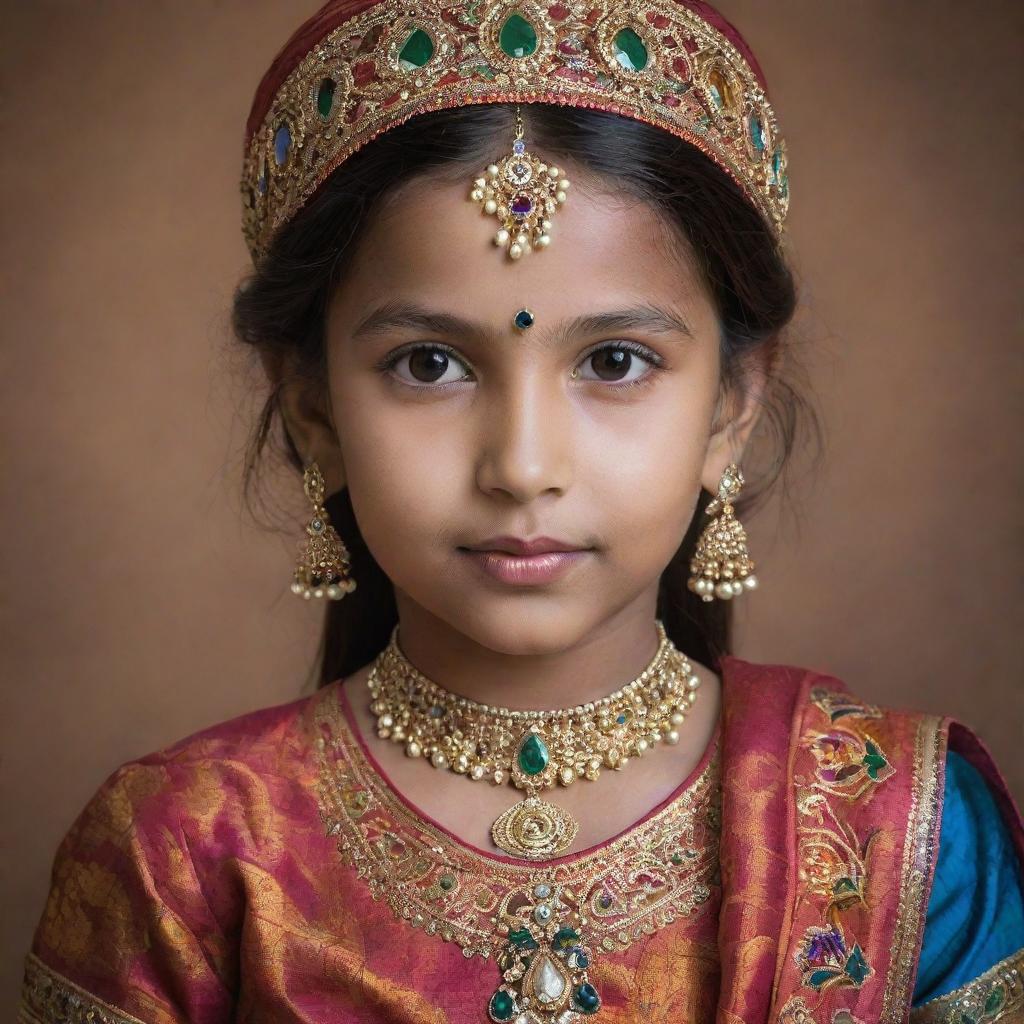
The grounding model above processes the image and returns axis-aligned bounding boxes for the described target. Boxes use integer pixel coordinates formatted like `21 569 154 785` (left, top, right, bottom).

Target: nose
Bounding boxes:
474 371 574 503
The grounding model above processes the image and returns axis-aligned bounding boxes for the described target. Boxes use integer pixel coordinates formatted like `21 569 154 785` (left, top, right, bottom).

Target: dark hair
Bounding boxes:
231 102 822 687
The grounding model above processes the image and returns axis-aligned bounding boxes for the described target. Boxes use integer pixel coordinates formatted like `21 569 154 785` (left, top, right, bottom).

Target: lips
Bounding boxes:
459 535 594 586
464 535 587 556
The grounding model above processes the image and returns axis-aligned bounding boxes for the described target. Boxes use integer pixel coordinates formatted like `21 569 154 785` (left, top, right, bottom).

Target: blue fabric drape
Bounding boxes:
911 749 1024 1004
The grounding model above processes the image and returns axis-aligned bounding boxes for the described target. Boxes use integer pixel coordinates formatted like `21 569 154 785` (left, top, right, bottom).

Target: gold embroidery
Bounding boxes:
18 952 147 1024
311 684 720 960
909 946 1024 1023
880 714 946 1022
241 0 789 261
777 996 866 1024
788 688 897 998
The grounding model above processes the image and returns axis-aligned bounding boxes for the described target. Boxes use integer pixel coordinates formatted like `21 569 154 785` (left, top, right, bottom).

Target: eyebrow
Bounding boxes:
350 300 694 345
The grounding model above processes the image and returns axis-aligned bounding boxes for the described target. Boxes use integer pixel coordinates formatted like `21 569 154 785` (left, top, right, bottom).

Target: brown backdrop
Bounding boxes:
3 0 1021 1009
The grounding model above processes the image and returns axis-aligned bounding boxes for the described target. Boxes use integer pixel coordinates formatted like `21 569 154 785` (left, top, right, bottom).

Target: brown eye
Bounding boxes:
409 348 450 382
388 345 472 386
575 343 658 385
589 348 631 381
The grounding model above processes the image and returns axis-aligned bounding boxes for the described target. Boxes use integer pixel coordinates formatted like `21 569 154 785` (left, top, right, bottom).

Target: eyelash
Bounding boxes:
375 341 666 392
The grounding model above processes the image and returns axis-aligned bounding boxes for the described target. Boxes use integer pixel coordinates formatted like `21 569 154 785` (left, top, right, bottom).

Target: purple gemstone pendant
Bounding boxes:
510 194 534 219
466 104 570 261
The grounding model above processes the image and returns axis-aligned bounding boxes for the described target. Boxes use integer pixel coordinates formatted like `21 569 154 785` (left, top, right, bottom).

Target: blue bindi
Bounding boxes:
513 309 535 331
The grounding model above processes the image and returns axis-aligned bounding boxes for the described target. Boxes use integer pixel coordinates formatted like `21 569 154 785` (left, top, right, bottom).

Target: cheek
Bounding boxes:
579 380 715 529
332 389 463 543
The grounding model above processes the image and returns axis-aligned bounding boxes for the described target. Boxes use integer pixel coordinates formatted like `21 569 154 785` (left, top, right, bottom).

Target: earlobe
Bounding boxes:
274 370 347 495
700 360 767 492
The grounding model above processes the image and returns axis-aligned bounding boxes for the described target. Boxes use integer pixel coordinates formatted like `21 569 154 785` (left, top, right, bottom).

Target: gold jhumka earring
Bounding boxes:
687 463 759 601
468 104 570 260
291 461 356 600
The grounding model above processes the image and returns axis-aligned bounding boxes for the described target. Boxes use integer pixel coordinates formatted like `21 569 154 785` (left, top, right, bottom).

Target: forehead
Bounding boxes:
330 168 716 334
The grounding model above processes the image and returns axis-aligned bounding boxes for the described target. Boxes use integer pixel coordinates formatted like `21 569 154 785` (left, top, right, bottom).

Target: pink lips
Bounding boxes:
461 536 591 585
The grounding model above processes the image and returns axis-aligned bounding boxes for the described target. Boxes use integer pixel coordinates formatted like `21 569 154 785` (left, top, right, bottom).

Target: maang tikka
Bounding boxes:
468 104 570 260
687 463 759 601
291 461 356 601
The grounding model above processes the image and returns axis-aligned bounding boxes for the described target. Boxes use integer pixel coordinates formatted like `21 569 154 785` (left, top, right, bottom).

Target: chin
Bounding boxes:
444 603 593 657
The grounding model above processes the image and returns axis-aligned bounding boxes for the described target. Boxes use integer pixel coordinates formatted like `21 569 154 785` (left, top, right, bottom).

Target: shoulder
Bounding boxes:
22 684 344 1021
912 749 1024 1011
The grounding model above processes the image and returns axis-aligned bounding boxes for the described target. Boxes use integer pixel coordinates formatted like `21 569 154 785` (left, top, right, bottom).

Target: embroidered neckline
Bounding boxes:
312 680 722 958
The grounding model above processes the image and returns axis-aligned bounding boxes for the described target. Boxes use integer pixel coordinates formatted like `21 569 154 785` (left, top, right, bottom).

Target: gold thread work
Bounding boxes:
241 0 789 262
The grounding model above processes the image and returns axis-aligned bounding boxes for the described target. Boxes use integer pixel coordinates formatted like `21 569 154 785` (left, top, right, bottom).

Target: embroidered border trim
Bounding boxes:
909 946 1024 1024
880 713 947 1022
777 997 866 1024
241 0 789 261
311 684 721 960
786 687 900 1000
18 953 147 1024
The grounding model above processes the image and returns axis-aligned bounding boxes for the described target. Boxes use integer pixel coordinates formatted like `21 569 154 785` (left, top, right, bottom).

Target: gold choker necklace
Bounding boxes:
366 619 701 859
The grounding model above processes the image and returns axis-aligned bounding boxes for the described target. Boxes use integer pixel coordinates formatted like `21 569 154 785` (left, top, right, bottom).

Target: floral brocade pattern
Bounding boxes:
241 0 789 260
772 684 949 1024
311 688 723 962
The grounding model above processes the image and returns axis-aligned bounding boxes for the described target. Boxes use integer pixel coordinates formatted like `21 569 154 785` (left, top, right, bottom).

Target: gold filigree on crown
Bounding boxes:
241 0 789 262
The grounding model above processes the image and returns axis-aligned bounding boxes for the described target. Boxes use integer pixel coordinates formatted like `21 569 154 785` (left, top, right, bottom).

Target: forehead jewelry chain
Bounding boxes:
366 619 700 861
469 104 571 261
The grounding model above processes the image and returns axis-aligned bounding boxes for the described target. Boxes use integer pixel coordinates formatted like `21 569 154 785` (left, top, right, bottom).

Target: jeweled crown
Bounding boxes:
241 0 789 263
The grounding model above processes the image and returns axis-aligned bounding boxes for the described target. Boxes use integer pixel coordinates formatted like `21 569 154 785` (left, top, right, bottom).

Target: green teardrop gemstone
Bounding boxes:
398 28 434 70
316 79 336 119
499 14 538 59
612 28 647 71
518 732 549 775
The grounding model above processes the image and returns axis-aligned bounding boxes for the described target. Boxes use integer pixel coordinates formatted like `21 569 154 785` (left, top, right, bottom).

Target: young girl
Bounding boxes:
19 1 1023 1022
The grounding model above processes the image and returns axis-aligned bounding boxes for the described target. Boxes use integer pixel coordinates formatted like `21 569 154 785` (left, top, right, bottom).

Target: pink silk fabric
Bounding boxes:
20 655 1024 1023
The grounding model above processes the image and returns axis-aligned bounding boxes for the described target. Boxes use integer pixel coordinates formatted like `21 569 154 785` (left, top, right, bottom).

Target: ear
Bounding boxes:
700 345 773 494
260 349 347 493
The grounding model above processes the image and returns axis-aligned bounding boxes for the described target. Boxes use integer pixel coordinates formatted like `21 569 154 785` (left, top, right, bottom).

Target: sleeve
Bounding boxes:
18 760 236 1024
910 749 1024 1018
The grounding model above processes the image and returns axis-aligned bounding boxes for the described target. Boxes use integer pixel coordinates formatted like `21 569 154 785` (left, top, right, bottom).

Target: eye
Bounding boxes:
382 344 473 387
575 342 662 385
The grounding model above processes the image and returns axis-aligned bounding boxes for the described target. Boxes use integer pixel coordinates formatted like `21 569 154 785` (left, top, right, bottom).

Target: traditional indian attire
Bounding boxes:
19 656 1024 1023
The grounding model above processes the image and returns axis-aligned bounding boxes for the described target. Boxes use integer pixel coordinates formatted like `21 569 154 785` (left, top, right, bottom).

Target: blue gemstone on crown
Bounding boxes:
274 124 292 166
512 139 526 155
514 309 535 330
749 114 765 152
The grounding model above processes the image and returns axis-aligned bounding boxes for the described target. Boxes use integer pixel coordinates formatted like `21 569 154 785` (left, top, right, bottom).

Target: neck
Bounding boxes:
390 590 670 710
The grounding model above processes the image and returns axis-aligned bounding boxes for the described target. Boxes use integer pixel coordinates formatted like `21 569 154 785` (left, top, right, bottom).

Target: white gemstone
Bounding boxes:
534 956 567 1003
534 883 551 899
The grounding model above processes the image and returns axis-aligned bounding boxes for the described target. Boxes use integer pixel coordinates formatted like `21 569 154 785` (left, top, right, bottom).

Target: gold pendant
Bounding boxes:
491 794 579 860
468 104 569 261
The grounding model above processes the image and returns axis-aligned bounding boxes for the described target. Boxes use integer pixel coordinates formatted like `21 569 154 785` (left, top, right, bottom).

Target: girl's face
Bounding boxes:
288 168 762 656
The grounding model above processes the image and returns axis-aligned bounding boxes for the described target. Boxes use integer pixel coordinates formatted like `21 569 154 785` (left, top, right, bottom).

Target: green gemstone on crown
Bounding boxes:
518 732 549 775
499 14 538 59
316 78 336 119
612 28 648 71
399 28 434 70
